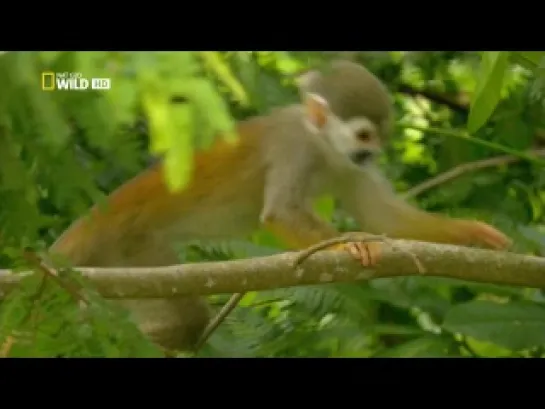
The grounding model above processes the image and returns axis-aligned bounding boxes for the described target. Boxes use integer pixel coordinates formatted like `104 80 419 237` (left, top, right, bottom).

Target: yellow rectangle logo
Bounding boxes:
41 72 55 91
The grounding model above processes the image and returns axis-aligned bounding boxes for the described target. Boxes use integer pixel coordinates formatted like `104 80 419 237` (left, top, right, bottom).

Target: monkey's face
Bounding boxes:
324 116 382 168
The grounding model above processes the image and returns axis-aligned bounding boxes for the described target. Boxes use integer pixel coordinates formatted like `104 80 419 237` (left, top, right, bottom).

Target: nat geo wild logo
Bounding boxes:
41 72 111 91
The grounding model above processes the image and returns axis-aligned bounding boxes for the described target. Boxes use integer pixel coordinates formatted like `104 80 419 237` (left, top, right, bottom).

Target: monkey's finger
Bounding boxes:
345 241 382 267
360 241 383 266
366 241 383 265
353 242 371 266
471 222 512 250
345 242 364 262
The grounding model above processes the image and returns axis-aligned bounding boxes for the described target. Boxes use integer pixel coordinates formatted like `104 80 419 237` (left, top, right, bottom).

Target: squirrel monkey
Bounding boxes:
49 60 511 353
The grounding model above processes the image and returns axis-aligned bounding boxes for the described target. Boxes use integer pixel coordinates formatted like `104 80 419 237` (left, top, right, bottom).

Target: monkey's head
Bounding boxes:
296 59 393 145
303 92 382 169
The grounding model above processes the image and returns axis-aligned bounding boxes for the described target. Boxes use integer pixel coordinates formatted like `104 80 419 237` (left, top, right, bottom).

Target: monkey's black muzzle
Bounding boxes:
350 150 375 166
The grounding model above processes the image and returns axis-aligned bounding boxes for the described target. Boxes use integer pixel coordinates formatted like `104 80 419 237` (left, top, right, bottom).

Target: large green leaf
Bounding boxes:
198 51 248 107
139 70 193 191
443 300 545 351
376 335 453 357
516 51 545 69
467 51 510 133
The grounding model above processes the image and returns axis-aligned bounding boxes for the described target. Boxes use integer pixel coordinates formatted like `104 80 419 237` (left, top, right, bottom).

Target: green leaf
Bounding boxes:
13 52 70 148
516 51 545 69
140 72 193 191
103 74 138 125
141 85 173 154
368 324 425 336
0 145 30 191
443 300 545 351
468 51 510 133
181 78 237 149
165 103 194 190
367 277 451 319
494 112 534 150
198 52 248 106
376 336 453 357
232 56 294 112
274 52 305 75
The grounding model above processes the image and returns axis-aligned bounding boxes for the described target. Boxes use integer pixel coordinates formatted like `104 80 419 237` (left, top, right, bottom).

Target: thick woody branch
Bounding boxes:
1 240 544 298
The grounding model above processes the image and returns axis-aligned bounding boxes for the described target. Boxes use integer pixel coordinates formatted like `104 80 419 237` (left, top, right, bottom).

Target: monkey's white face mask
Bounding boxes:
303 93 382 169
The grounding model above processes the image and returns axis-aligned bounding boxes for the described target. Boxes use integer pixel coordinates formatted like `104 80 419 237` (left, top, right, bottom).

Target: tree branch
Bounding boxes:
396 83 470 114
404 148 545 198
1 241 544 298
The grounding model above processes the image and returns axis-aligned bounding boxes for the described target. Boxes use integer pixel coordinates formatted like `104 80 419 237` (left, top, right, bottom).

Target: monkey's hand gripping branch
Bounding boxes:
292 233 425 273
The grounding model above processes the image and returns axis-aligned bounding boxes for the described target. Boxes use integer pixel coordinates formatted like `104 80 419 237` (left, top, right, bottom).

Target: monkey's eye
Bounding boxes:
356 130 371 141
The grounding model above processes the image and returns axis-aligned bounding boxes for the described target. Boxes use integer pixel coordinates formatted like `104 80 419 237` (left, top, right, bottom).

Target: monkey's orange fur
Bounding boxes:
51 117 271 267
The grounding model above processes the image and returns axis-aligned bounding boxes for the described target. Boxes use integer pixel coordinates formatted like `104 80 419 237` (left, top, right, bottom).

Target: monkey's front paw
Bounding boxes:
458 220 512 250
332 240 383 267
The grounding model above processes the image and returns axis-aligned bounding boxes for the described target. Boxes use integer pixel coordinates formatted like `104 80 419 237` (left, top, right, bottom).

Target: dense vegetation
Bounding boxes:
0 51 544 357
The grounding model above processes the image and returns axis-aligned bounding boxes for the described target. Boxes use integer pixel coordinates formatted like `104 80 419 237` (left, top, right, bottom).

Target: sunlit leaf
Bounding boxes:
468 51 510 133
141 88 172 154
199 51 248 106
143 94 193 190
185 78 237 148
166 103 194 190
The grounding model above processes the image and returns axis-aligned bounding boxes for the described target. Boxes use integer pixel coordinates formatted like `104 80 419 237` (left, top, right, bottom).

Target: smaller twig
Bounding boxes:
397 83 469 114
387 242 427 274
404 148 545 198
194 296 287 353
194 292 245 352
247 297 285 308
23 252 88 305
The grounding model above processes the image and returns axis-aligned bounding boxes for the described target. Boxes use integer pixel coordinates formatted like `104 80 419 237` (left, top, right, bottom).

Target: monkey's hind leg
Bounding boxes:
118 297 212 353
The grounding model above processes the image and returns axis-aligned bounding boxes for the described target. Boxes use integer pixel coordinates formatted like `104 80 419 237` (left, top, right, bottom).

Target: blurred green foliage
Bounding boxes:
0 51 545 357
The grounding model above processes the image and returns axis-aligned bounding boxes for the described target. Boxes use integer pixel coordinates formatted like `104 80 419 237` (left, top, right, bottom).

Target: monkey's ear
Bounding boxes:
304 92 330 130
